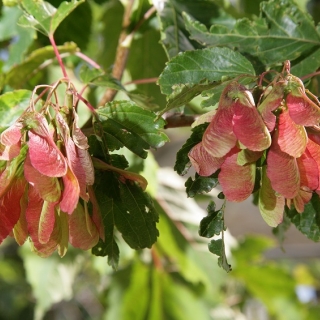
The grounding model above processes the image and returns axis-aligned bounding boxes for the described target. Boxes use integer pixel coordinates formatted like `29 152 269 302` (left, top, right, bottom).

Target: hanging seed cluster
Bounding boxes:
189 62 320 227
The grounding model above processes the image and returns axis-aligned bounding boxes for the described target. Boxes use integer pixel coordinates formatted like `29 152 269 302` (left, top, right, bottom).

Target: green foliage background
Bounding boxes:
1 0 320 319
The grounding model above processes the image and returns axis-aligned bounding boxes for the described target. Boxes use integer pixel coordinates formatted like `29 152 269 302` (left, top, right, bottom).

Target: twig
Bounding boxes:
124 77 158 85
75 52 101 69
49 34 68 78
151 247 163 270
163 113 198 128
301 70 320 81
98 3 157 106
98 0 135 106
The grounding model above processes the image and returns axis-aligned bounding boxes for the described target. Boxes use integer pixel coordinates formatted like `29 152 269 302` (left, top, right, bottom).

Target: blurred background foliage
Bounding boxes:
1 0 320 319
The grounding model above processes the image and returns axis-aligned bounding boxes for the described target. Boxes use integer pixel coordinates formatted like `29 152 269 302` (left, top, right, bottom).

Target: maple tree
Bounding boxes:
2 0 320 318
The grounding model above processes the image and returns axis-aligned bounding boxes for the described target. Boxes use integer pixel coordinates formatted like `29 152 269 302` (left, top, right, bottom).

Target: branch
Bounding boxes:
163 113 198 128
98 0 135 106
98 3 157 106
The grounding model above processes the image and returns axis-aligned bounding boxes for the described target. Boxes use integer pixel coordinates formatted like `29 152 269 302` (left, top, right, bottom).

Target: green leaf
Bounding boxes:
49 0 92 50
208 239 232 272
290 48 320 78
0 90 39 128
0 6 22 41
50 0 85 36
92 231 119 270
6 24 35 70
161 81 220 114
97 101 169 158
18 0 85 36
185 174 218 198
2 42 78 89
85 72 124 91
157 0 195 59
157 0 228 59
174 123 208 175
158 47 255 96
199 201 224 238
93 171 159 252
286 193 320 241
183 0 320 66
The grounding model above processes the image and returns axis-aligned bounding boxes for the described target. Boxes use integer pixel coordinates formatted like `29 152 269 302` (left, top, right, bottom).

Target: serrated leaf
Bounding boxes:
93 171 159 253
18 0 84 36
2 42 78 89
92 235 120 270
158 47 255 96
199 201 224 238
174 123 208 175
97 101 169 158
286 193 320 241
0 90 40 128
208 238 222 255
161 81 219 114
208 239 232 272
157 0 195 59
183 0 320 66
157 0 225 59
185 174 218 198
79 65 104 83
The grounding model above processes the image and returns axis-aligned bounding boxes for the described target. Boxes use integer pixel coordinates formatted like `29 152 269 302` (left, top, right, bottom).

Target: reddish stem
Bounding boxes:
151 247 162 270
75 52 101 69
73 91 98 116
301 70 320 81
49 34 68 78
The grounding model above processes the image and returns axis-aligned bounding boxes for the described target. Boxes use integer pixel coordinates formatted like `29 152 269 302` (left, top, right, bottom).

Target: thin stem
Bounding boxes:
73 91 98 116
301 70 320 81
98 1 158 106
127 5 156 39
75 52 101 69
98 0 135 106
151 247 162 270
124 77 158 85
49 34 68 78
74 84 89 110
163 113 198 128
